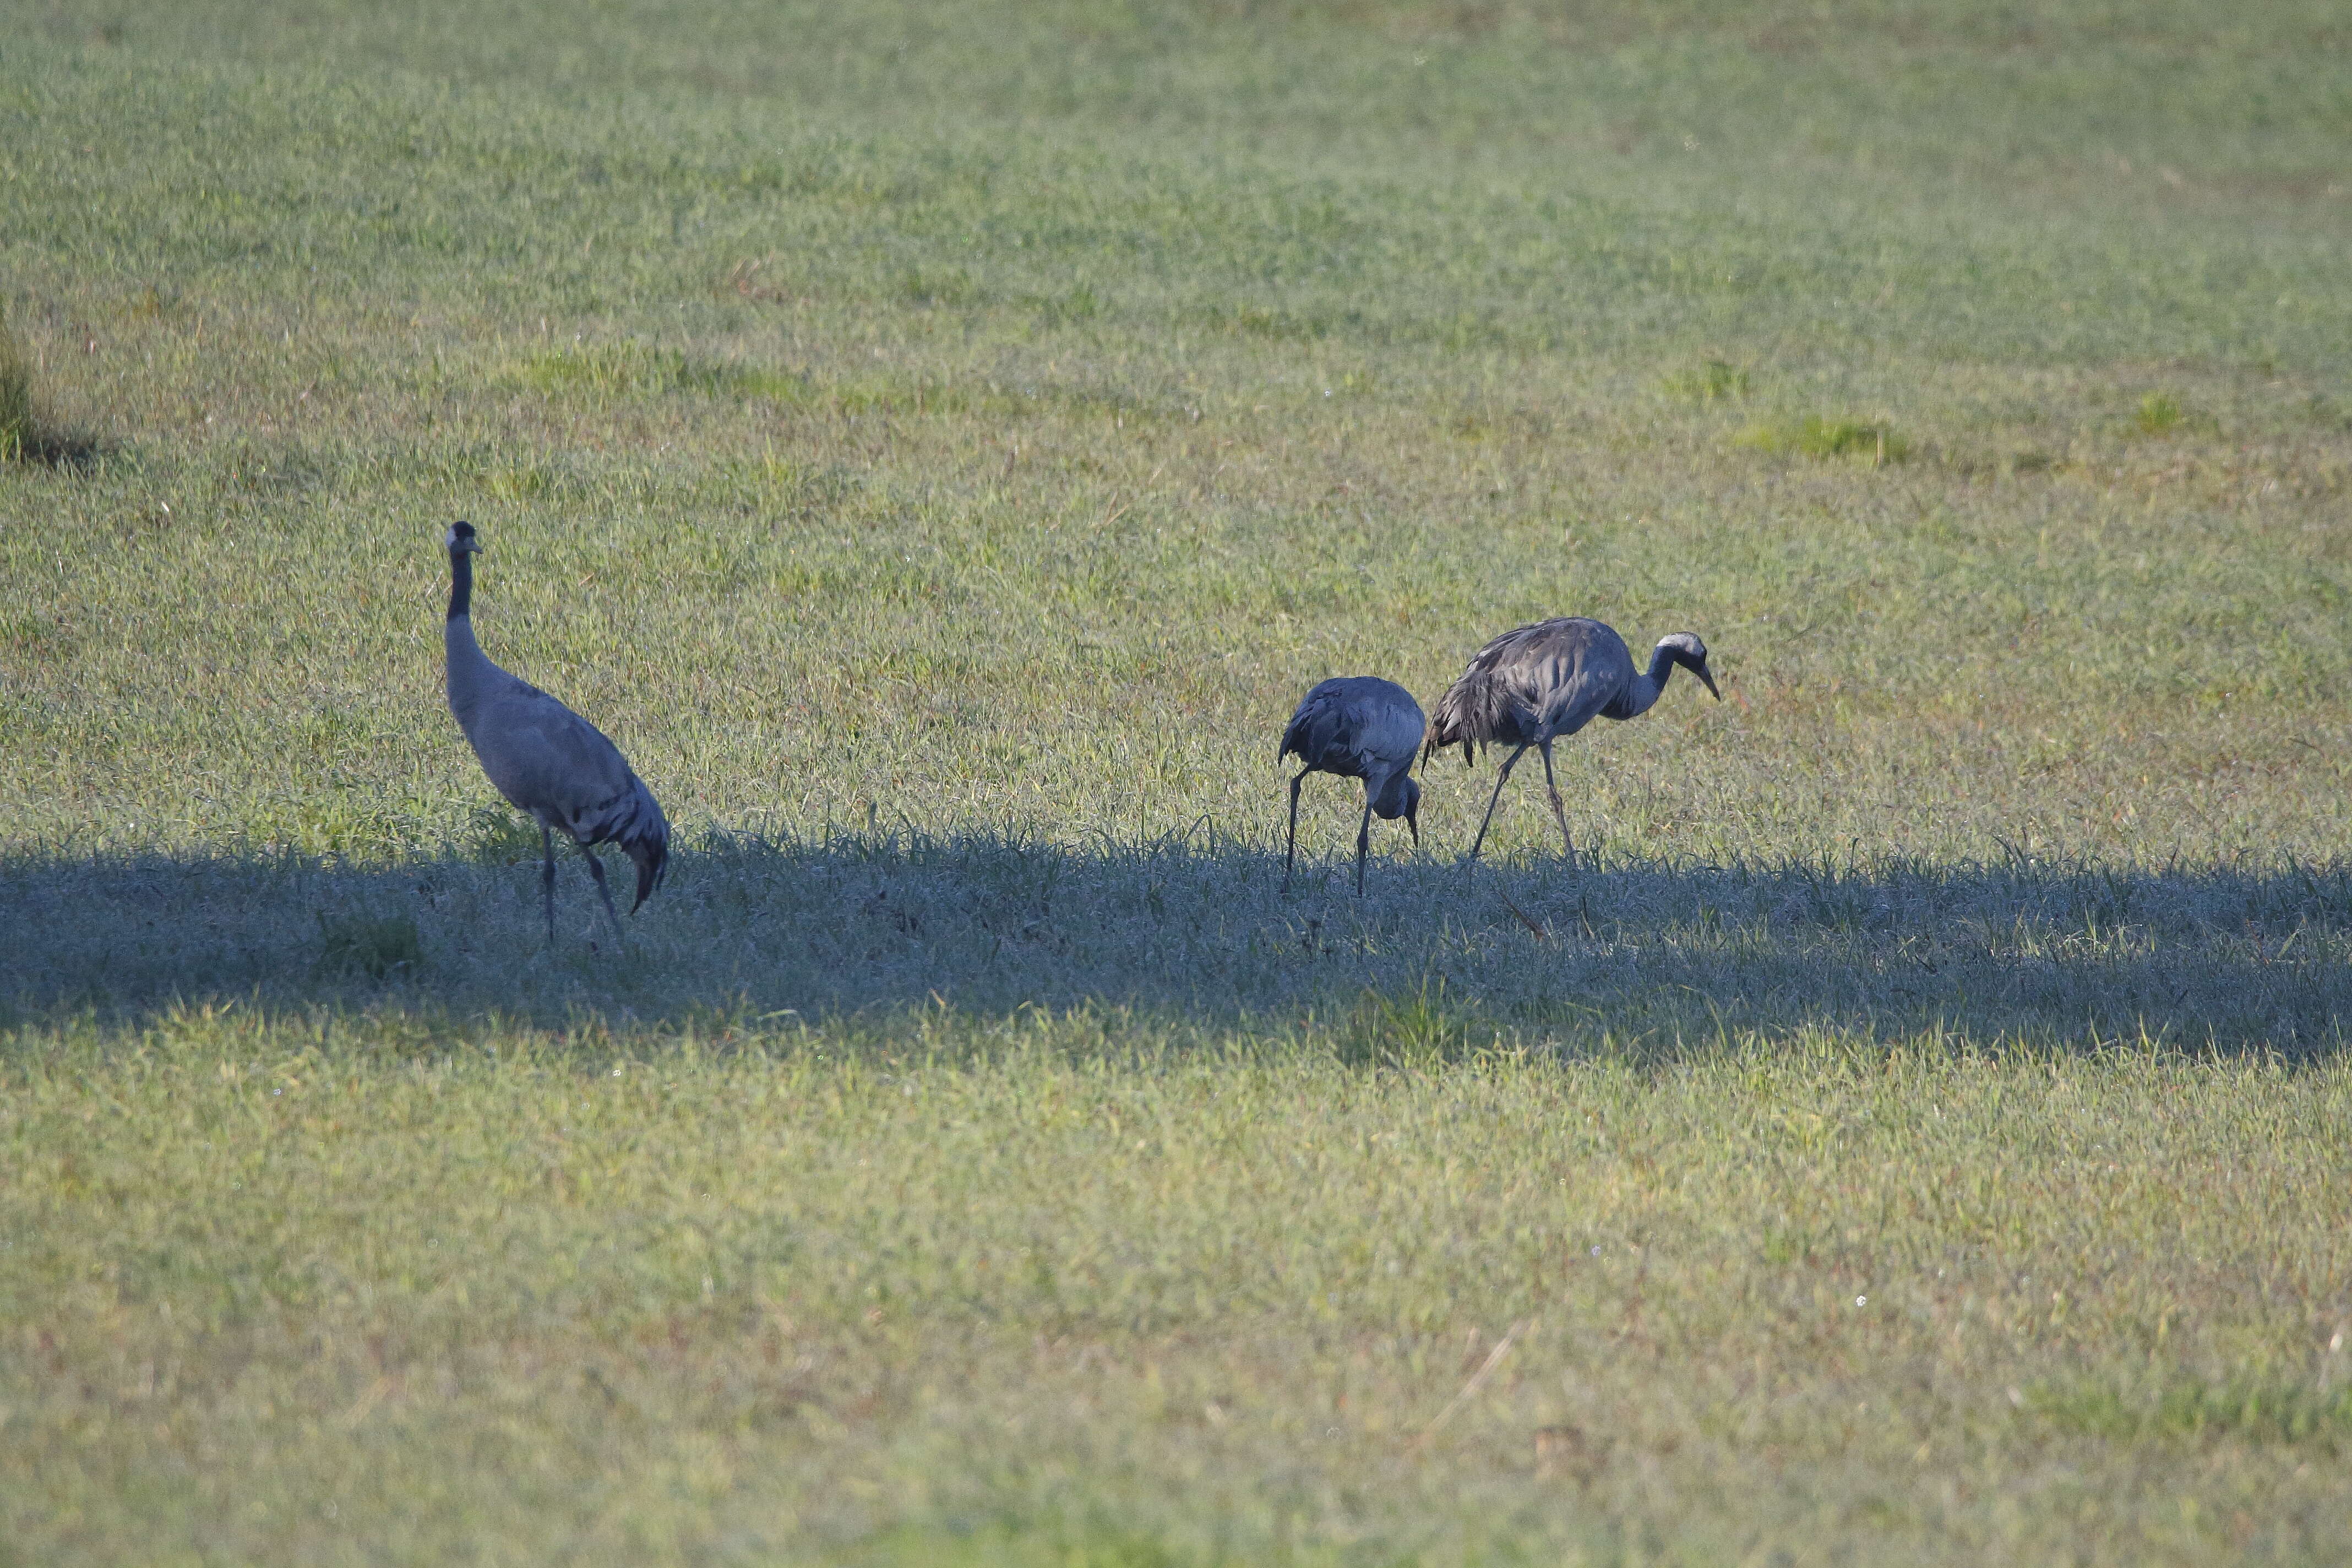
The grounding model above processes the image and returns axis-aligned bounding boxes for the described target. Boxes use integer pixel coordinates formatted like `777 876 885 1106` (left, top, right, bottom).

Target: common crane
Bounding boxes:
442 521 669 944
1279 676 1424 894
1425 617 1719 865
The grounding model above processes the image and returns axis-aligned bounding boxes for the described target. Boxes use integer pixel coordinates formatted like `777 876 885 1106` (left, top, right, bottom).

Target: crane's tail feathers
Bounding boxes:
625 830 668 912
1429 668 1517 767
620 785 671 912
1277 706 1317 765
579 776 670 913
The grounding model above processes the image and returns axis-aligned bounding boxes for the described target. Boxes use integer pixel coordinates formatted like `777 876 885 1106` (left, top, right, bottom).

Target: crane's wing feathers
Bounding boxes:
593 772 670 910
1426 618 1632 763
1282 678 1424 779
461 682 670 906
1350 689 1426 772
1277 689 1330 764
446 570 670 918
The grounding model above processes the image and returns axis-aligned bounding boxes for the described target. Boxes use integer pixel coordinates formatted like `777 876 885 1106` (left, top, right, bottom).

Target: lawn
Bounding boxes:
3 1 2351 1561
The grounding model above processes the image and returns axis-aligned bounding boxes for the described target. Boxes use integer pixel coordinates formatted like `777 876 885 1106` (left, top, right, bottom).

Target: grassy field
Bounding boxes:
5 0 2352 1561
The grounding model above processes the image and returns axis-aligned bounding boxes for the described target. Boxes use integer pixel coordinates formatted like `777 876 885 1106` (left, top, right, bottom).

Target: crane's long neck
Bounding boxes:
1616 644 1679 720
448 543 474 620
444 549 499 728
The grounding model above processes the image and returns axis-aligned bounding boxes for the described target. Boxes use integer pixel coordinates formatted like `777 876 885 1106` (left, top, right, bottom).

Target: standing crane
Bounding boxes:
1425 617 1719 865
1279 676 1425 894
442 521 669 945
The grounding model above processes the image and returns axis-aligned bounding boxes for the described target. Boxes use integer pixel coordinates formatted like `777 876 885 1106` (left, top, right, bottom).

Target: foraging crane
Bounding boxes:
1279 676 1424 895
442 521 669 944
1425 617 1719 865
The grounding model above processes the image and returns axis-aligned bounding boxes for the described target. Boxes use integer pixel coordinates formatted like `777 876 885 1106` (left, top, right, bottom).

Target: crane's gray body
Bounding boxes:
1426 617 1718 863
443 525 668 941
446 620 669 869
1278 676 1424 894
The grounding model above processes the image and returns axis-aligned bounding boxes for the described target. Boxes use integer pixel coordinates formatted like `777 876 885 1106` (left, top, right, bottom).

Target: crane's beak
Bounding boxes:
1697 661 1722 700
1404 797 1420 846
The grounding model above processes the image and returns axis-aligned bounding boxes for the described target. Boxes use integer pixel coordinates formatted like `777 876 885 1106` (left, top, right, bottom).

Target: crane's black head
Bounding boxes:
1373 772 1421 844
443 522 484 621
1659 631 1721 700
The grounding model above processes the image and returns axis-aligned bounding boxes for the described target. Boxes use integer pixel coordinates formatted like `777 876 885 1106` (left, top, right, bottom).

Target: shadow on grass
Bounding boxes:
6 424 106 469
3 830 2347 1058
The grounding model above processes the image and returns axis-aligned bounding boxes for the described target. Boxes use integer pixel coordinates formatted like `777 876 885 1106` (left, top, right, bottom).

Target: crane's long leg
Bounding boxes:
1283 767 1311 893
1466 744 1531 864
1538 741 1576 869
1354 798 1373 896
541 825 558 946
581 846 626 945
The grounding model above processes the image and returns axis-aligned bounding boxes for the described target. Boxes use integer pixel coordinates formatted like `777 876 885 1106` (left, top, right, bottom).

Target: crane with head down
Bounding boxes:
1280 676 1425 895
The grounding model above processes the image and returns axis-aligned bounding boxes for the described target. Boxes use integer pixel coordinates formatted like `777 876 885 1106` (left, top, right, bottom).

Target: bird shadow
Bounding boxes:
3 831 2347 1061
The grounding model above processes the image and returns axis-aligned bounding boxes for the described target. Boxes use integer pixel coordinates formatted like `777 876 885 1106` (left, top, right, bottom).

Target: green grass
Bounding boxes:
5 0 2352 1560
0 308 31 461
2137 390 2188 437
313 910 425 982
9 1020 2351 1565
1657 357 1750 405
1732 413 1909 464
